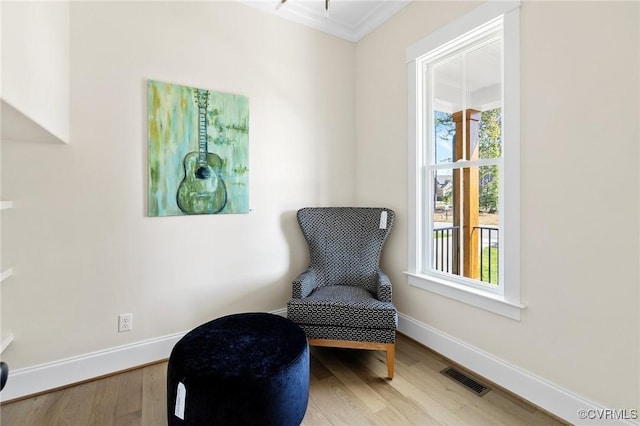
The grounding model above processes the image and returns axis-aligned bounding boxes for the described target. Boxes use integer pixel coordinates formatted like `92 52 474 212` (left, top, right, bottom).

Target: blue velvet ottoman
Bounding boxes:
167 312 309 425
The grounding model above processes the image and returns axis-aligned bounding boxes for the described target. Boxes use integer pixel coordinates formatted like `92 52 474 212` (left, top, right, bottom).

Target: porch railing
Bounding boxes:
433 225 499 284
474 226 499 284
433 226 459 274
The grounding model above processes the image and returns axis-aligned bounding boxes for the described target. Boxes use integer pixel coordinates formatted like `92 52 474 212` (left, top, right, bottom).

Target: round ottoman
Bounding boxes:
167 312 309 426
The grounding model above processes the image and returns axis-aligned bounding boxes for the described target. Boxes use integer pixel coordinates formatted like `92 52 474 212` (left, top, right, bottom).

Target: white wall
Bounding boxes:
1 1 355 369
1 1 70 143
356 0 639 414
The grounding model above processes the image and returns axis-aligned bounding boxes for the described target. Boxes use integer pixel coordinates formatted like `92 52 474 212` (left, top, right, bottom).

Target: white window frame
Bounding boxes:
405 1 524 320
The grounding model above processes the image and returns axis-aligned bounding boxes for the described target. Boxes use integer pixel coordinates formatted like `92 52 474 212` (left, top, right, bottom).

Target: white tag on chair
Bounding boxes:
379 211 388 229
175 382 186 420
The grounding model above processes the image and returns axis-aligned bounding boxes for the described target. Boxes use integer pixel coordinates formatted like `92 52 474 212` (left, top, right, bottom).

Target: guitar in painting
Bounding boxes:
176 89 227 214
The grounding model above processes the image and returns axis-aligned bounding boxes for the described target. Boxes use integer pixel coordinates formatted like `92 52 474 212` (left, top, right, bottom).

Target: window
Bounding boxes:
406 1 523 319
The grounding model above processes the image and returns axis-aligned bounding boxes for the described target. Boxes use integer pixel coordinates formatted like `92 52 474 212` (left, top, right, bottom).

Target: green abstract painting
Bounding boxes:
148 80 249 216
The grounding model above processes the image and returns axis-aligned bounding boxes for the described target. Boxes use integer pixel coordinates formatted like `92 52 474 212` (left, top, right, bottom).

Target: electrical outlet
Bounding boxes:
118 313 133 332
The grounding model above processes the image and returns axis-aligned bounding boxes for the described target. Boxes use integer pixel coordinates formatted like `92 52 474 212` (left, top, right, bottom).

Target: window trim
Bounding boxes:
405 1 524 320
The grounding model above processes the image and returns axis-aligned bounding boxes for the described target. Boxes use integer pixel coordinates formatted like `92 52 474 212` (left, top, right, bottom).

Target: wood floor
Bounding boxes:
0 334 565 425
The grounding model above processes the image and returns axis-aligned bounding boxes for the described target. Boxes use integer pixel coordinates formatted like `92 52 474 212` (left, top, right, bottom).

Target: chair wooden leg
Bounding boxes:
307 338 396 379
386 343 395 379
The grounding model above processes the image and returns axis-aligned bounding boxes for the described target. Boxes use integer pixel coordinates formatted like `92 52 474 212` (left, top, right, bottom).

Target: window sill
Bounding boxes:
404 272 525 320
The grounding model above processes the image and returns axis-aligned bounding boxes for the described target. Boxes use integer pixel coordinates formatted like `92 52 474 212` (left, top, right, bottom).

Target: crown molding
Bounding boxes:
240 0 411 43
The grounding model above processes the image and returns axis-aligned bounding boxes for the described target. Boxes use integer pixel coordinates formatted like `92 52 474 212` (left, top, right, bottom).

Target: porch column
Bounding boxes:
452 109 480 280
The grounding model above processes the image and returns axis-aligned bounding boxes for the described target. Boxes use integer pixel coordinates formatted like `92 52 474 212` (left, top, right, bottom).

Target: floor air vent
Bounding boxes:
440 367 491 396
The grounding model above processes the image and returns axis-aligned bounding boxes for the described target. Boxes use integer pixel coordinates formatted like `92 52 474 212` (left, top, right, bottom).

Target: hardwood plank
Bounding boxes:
372 405 414 425
48 380 97 425
309 352 333 381
307 374 379 425
317 349 414 425
323 347 428 424
115 367 143 420
114 411 142 426
347 348 467 425
300 380 333 426
361 353 480 425
86 373 121 425
365 375 440 425
2 391 64 425
141 361 167 425
0 396 27 424
311 347 389 413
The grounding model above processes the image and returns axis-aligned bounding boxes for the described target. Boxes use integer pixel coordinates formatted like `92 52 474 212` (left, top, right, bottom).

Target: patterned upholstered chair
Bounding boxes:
287 207 397 378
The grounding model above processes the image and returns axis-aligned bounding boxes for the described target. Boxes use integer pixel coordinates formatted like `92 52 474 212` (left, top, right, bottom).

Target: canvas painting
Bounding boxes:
148 80 249 216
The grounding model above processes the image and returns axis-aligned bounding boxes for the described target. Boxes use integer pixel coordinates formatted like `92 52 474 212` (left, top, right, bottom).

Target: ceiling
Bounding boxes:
240 0 412 42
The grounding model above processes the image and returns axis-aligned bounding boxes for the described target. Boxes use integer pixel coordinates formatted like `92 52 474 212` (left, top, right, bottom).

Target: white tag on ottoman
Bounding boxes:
175 382 186 420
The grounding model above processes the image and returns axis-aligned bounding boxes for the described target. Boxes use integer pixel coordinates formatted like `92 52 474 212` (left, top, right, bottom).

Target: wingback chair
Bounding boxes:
287 207 397 378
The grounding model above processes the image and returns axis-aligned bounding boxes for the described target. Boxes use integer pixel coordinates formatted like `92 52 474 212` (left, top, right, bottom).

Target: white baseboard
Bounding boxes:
0 331 187 402
398 313 638 426
271 308 287 317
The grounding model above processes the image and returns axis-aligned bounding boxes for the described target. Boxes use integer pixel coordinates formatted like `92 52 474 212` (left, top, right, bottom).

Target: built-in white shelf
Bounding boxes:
1 100 69 144
1 201 14 283
0 333 14 354
0 199 15 355
1 268 13 283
